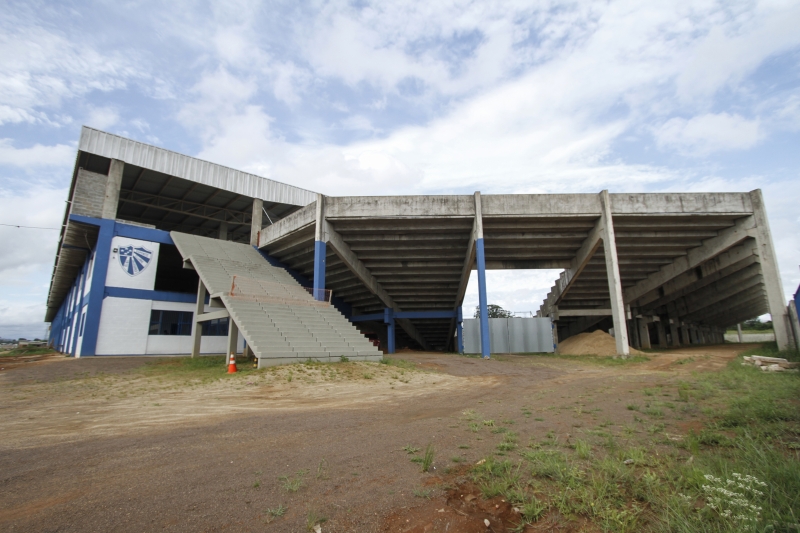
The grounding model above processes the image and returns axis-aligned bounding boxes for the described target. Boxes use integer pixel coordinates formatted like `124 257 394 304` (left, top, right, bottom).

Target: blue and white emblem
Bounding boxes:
118 245 153 276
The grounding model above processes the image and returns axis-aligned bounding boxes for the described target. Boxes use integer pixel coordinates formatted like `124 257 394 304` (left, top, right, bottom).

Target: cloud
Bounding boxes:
654 113 764 156
86 107 120 130
0 139 75 167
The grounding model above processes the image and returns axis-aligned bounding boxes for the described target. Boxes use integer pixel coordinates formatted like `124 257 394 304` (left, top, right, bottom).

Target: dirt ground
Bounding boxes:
0 344 756 532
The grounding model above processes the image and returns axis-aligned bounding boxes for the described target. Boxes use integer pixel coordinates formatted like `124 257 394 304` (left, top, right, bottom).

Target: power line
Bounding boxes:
0 223 60 230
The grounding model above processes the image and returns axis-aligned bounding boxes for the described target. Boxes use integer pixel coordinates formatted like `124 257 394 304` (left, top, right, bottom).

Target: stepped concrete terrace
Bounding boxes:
171 232 382 367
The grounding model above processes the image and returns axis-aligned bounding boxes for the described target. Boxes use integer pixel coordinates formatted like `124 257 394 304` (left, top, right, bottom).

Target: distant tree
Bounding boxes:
474 304 513 319
743 319 773 331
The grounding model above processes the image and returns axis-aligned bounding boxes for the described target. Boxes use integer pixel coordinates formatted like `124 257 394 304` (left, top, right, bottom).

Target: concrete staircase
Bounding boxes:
170 232 383 366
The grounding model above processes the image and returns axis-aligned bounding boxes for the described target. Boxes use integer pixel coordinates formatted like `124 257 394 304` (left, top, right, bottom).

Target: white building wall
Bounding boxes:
96 297 151 355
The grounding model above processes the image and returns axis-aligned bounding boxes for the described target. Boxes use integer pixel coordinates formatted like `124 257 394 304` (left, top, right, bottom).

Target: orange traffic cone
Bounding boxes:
227 352 237 373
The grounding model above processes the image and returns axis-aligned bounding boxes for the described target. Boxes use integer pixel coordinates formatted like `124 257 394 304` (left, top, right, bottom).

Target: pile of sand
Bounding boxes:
557 329 644 356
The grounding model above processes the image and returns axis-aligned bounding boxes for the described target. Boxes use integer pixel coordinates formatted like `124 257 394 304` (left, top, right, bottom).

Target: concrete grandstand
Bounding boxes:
46 127 796 364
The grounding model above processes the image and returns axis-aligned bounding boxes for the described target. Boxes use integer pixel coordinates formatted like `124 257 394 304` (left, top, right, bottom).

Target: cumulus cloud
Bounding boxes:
654 113 764 156
0 139 75 167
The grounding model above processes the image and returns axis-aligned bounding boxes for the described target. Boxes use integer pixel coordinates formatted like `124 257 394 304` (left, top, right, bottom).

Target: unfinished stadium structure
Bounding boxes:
46 127 796 366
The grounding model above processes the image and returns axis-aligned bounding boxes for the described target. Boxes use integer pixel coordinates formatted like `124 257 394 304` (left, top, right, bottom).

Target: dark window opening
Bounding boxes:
78 152 112 175
694 266 704 280
201 318 229 336
149 310 193 336
154 244 200 293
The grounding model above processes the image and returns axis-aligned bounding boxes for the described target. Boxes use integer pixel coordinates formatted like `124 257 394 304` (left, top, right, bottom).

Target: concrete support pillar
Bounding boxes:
250 198 263 246
668 317 680 347
474 192 490 359
655 319 667 348
637 318 651 349
788 302 800 351
628 319 638 349
551 320 559 351
681 324 691 345
226 318 239 362
219 221 228 241
313 194 327 301
750 190 790 350
456 306 464 354
191 280 207 358
102 159 123 220
599 190 630 357
737 323 743 343
384 308 396 354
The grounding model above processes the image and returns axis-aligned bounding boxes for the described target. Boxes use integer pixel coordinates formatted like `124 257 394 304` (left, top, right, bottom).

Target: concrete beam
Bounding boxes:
259 201 315 247
323 219 431 350
636 244 758 309
624 215 756 304
555 308 612 317
195 309 230 322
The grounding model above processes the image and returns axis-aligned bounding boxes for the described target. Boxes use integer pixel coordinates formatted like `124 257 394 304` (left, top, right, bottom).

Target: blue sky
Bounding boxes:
1 0 799 338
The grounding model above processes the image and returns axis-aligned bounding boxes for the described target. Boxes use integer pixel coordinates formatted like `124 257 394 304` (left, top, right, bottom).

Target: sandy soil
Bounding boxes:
0 344 756 532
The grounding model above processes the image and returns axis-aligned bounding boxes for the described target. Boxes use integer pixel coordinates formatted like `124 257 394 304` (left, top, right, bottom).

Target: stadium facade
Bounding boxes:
45 127 796 365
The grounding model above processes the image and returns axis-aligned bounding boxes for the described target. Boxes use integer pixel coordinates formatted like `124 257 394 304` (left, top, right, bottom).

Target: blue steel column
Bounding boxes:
475 238 490 358
80 219 114 356
456 306 464 354
313 193 327 301
384 308 396 354
313 240 326 300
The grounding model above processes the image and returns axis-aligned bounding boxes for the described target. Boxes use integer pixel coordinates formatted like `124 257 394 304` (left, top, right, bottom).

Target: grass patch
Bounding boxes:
0 347 58 357
278 470 306 493
467 343 800 532
421 443 435 472
526 352 650 366
412 487 433 498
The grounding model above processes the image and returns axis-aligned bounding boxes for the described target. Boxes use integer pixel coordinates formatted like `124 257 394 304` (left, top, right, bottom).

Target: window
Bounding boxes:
149 310 193 336
79 312 86 337
201 318 229 336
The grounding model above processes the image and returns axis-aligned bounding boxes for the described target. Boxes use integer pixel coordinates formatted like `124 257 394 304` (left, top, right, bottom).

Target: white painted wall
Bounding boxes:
96 297 151 355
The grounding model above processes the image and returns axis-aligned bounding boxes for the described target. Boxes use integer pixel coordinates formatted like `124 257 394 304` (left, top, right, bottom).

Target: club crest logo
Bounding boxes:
118 245 153 276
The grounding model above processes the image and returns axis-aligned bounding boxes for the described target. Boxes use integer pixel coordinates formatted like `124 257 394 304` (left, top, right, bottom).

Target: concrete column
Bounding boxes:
668 317 681 347
737 323 743 343
551 320 559 351
101 159 123 220
681 324 691 345
226 318 239 362
313 194 327 301
655 319 667 348
456 306 464 354
384 308 396 354
191 280 206 358
788 302 800 351
218 221 228 240
599 190 630 357
250 198 263 246
474 192 490 359
628 320 638 349
750 190 790 350
637 318 651 349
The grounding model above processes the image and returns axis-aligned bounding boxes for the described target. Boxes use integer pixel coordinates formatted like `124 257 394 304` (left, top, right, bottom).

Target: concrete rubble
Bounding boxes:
742 355 799 372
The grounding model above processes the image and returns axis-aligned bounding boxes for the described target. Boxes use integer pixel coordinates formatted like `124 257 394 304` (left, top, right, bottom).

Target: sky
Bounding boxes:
1 0 799 339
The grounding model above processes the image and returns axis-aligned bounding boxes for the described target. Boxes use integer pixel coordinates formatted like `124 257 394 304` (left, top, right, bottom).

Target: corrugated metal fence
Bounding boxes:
463 317 554 354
